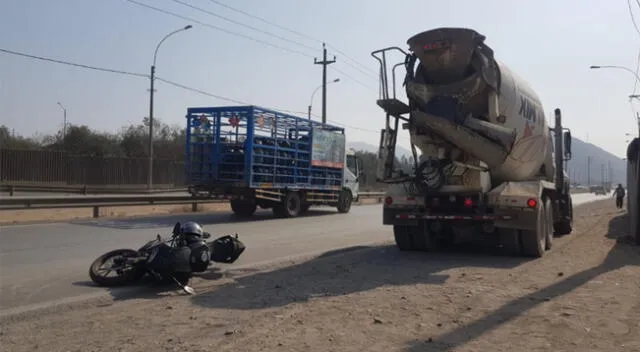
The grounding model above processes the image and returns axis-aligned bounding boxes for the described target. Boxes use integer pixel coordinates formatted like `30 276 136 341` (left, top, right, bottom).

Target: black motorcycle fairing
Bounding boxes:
146 242 192 274
171 246 193 273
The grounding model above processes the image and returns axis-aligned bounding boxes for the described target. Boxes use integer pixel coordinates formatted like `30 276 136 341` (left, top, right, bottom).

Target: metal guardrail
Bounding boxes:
0 184 186 196
0 192 387 218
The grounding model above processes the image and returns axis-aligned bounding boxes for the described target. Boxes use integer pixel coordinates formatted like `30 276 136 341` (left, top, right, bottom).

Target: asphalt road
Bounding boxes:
0 192 614 315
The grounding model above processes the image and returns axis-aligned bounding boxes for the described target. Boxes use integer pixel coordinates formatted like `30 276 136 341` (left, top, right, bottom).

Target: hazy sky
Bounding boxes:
1 0 639 158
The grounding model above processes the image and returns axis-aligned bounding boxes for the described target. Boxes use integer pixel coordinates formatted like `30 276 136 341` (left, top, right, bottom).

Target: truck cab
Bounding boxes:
345 149 363 201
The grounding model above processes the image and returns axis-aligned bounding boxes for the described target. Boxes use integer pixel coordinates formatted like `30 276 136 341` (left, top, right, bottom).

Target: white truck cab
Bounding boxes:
345 148 362 201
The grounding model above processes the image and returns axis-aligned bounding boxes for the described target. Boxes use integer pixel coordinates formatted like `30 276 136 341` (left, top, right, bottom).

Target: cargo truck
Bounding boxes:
371 28 574 257
185 105 363 218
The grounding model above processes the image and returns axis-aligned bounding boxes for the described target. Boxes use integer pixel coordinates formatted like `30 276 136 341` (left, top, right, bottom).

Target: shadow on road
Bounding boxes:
402 212 640 351
189 241 529 311
70 208 341 230
71 268 226 301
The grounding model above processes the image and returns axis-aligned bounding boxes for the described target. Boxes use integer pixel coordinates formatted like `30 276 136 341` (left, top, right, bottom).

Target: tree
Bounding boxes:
0 125 41 150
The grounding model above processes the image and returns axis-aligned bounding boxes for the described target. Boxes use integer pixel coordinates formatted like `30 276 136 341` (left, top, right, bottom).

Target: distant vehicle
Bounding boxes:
591 186 606 195
184 105 363 218
372 27 573 258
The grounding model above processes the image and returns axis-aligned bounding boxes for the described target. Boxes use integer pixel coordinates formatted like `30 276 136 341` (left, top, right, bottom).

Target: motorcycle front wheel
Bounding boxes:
89 249 146 287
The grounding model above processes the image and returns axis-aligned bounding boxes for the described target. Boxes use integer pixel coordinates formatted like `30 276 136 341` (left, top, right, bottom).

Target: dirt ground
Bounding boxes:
0 197 382 225
1 199 639 352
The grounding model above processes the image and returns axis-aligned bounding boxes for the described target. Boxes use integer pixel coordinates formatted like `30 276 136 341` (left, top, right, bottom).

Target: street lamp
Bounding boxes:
590 65 640 136
589 65 640 82
147 24 192 190
308 78 340 120
56 101 67 142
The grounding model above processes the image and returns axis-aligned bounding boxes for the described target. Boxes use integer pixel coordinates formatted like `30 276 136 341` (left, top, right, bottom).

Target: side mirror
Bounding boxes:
202 232 211 239
172 222 181 235
563 131 572 159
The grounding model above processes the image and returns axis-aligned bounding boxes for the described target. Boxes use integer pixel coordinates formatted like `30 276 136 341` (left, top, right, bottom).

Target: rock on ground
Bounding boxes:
1 200 639 352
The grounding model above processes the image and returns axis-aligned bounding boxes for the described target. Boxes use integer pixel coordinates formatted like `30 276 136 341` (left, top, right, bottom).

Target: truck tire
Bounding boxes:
543 197 554 250
554 196 573 235
393 224 430 251
230 200 257 217
520 202 546 258
337 190 353 213
273 191 301 218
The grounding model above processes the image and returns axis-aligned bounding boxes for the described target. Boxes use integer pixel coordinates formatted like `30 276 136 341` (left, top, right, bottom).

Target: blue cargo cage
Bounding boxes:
185 105 347 195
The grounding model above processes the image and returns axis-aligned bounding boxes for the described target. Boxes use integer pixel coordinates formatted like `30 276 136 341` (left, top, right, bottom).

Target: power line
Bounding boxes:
629 0 640 94
330 66 377 92
125 0 314 59
205 0 320 44
202 0 378 78
326 44 378 77
170 0 317 52
629 0 640 35
1 46 378 133
128 0 378 90
156 76 378 132
0 48 148 78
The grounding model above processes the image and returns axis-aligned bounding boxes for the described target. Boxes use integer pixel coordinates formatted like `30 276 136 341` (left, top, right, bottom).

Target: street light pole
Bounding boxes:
147 25 192 190
308 78 340 120
56 102 67 142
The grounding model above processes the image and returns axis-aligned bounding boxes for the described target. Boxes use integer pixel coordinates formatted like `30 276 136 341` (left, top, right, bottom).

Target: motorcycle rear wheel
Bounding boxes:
89 249 146 287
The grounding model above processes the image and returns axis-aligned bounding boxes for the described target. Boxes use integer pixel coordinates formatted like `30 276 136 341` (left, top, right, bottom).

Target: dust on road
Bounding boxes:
1 200 639 352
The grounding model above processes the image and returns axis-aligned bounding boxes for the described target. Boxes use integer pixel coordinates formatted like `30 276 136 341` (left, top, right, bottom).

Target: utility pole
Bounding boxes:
587 156 592 186
314 43 336 125
148 64 155 188
600 163 605 187
57 102 67 145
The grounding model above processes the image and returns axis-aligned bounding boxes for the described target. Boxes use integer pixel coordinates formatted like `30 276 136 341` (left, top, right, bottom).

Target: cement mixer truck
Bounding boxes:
372 28 573 257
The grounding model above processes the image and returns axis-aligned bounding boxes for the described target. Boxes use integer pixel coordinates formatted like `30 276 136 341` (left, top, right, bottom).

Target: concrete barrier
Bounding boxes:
626 138 640 245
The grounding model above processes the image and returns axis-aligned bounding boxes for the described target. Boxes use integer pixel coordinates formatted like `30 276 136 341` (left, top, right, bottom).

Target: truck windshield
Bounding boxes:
346 155 357 175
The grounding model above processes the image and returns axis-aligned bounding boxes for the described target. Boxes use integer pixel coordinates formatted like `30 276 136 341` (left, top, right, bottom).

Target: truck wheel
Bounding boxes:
543 197 554 250
230 200 257 217
520 202 545 258
337 191 353 213
554 197 573 235
393 224 430 251
273 191 301 218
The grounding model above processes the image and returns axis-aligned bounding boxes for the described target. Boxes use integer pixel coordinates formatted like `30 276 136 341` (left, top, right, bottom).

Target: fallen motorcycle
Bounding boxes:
88 221 245 294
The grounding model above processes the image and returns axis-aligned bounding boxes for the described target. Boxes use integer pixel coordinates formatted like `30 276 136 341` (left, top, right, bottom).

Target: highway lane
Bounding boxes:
0 192 613 315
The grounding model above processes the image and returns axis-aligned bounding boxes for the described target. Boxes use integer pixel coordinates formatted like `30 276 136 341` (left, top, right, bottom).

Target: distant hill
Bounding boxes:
567 138 626 186
348 138 626 186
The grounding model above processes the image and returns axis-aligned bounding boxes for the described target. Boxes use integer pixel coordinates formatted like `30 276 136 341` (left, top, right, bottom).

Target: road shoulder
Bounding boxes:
1 200 638 352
